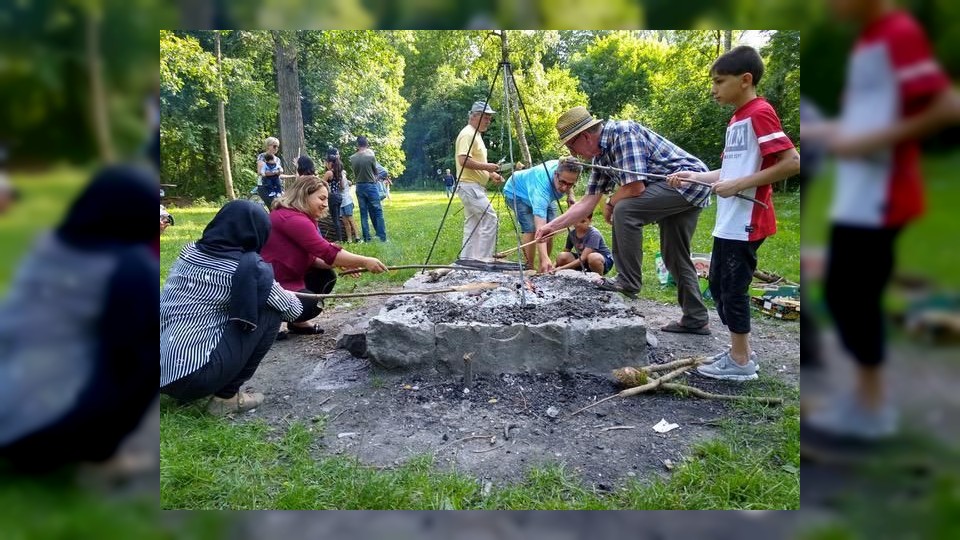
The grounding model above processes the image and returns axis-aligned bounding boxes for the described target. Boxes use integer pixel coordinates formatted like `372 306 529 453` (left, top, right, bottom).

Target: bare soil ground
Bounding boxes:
235 287 801 491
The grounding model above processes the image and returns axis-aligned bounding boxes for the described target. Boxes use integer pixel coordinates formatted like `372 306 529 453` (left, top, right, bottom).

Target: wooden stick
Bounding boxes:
571 364 694 416
340 265 465 276
570 393 620 416
493 228 565 258
578 162 768 209
660 383 783 405
618 365 691 398
293 282 499 300
599 425 637 432
642 356 708 373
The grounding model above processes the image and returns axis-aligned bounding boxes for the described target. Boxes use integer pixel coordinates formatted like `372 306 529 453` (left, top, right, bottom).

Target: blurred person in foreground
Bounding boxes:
801 0 960 440
0 166 158 474
799 96 826 371
160 200 303 415
0 178 19 214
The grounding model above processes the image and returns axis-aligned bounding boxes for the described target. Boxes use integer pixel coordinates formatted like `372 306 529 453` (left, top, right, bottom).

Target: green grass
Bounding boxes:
0 166 89 295
161 378 800 510
803 152 960 288
159 189 800 509
161 188 801 303
0 471 223 539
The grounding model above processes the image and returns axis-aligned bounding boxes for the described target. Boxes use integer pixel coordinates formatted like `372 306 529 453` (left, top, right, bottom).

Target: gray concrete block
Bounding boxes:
365 306 436 370
567 316 647 374
435 321 567 375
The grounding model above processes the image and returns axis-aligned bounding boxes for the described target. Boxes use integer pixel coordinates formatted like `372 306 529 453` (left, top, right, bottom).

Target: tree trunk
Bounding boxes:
272 31 306 166
500 31 531 166
724 30 733 52
86 9 115 163
215 32 235 200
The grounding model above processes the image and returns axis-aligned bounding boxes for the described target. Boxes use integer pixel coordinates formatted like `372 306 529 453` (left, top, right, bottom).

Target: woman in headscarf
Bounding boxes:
0 165 159 472
262 175 388 335
159 200 303 416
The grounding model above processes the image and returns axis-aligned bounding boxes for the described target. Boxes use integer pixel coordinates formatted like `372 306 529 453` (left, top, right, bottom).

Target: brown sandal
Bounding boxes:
594 277 638 299
661 321 711 335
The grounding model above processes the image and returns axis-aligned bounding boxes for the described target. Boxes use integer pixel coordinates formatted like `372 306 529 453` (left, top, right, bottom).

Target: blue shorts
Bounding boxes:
505 196 558 234
341 203 354 217
572 251 615 275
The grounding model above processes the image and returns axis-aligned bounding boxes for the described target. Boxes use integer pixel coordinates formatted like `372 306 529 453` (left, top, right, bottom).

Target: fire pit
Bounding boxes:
361 269 648 377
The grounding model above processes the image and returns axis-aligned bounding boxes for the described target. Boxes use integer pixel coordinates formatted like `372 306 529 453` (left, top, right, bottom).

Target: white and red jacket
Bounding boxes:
832 11 950 229
713 97 794 242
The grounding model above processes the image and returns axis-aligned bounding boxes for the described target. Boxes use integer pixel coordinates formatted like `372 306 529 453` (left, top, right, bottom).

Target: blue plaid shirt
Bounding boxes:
586 121 711 208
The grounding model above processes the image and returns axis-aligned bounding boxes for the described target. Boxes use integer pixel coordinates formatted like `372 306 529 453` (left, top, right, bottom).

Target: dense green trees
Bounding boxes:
158 30 800 198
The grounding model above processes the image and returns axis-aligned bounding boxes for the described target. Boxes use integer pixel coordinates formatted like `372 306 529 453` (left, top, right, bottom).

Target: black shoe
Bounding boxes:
288 323 324 335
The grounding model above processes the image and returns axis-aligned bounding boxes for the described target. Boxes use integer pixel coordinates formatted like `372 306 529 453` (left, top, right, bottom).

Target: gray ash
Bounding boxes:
419 296 624 325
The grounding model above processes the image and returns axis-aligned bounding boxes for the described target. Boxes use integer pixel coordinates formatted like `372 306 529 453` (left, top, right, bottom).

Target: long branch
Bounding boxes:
643 357 708 373
660 383 783 405
571 364 697 416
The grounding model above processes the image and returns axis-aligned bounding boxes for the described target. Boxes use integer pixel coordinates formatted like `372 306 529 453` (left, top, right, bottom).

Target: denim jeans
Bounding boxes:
356 182 386 241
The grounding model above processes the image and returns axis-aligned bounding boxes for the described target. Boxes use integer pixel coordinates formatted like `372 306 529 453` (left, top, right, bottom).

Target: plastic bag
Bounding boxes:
655 252 674 286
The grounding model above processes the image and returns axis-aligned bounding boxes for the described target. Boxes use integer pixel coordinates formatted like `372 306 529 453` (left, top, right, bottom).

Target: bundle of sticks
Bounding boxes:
570 357 783 416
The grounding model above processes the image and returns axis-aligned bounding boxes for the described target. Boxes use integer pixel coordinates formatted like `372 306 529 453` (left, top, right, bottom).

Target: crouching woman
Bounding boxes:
262 175 387 336
160 200 303 416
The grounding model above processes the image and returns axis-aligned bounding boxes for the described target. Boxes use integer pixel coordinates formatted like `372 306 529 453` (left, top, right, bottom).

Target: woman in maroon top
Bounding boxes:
262 175 387 334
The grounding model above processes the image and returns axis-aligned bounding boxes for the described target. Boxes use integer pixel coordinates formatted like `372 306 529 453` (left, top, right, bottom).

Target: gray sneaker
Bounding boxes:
697 350 759 381
805 395 898 441
704 349 760 372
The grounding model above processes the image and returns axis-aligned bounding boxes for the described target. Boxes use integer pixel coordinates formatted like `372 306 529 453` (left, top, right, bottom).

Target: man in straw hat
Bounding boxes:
454 100 504 260
536 106 713 335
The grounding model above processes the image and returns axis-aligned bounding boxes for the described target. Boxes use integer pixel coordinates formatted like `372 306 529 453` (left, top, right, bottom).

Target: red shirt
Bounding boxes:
714 97 794 242
832 10 950 228
262 207 342 291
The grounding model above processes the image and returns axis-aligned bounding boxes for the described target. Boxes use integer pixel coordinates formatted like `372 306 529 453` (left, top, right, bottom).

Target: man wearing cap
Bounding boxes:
454 100 504 260
536 106 713 335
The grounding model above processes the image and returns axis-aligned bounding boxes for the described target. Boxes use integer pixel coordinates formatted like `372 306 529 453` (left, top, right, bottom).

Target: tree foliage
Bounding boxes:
569 32 663 120
159 30 800 198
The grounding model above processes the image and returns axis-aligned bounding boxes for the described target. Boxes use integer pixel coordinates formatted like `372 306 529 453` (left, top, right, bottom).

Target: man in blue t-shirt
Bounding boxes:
502 157 582 273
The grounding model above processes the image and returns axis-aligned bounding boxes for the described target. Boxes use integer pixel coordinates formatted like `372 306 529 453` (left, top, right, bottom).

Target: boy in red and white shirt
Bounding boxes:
669 45 800 382
802 0 960 440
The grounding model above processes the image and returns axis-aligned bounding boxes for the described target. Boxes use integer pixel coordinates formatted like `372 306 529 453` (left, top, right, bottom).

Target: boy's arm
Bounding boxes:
830 88 960 157
553 258 583 272
713 148 800 197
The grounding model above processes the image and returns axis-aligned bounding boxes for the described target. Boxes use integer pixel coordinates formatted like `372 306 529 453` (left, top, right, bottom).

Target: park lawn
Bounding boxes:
160 389 799 510
161 187 802 304
0 166 89 295
802 152 960 289
159 188 801 510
